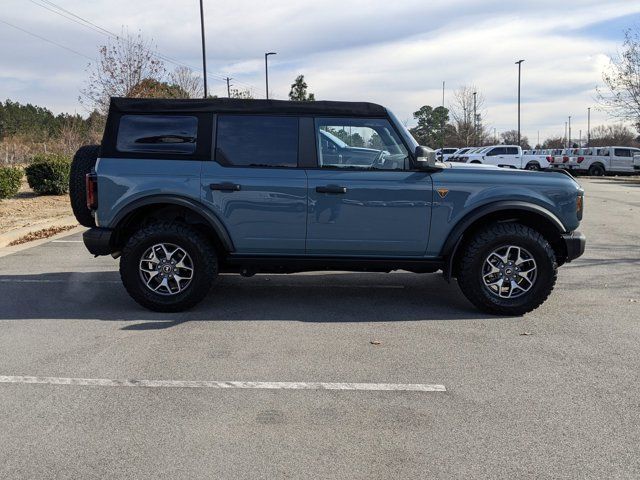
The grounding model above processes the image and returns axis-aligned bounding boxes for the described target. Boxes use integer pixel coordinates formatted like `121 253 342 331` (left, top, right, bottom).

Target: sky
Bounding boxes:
1 0 639 143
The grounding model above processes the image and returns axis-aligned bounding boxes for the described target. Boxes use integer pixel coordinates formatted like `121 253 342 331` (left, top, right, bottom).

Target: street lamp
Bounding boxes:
515 59 524 146
473 91 477 145
568 115 572 148
199 0 208 98
265 52 277 99
587 107 591 147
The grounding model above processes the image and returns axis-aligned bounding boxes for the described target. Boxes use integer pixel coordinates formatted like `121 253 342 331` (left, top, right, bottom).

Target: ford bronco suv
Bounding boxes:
69 97 585 315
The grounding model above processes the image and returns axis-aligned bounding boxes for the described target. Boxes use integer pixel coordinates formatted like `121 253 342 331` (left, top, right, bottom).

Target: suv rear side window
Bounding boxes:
116 115 198 154
216 115 298 168
505 147 520 155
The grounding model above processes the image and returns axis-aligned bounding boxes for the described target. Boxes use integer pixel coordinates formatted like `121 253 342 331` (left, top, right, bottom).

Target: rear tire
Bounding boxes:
588 164 605 176
456 222 557 315
120 222 218 312
69 145 100 227
525 162 540 171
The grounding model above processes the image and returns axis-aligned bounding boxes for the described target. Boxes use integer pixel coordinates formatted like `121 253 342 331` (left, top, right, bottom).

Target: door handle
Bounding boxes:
210 182 241 192
316 185 347 194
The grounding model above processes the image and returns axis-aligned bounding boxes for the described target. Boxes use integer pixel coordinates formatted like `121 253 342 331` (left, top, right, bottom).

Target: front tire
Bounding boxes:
525 162 540 171
120 222 218 312
588 164 605 176
456 223 557 315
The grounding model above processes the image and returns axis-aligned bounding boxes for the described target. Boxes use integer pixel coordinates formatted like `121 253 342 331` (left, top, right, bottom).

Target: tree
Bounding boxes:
169 66 203 99
588 124 636 147
289 75 315 101
500 130 531 149
80 29 165 113
128 79 188 99
542 136 565 149
230 88 253 99
597 28 640 132
449 86 490 146
409 105 449 148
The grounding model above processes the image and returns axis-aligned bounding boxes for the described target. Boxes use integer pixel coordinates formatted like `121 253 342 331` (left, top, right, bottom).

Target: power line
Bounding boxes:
0 18 95 61
27 0 260 93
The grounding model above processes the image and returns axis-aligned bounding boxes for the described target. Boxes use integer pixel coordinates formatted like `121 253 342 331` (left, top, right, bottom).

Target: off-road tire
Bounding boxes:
120 222 218 312
588 164 605 176
457 222 557 315
69 145 100 227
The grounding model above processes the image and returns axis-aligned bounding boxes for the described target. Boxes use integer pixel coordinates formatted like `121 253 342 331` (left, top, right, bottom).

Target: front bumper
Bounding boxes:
561 231 586 262
83 227 114 256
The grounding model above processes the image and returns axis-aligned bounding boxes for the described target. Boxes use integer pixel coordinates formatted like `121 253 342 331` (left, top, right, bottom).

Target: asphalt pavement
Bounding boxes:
0 177 638 479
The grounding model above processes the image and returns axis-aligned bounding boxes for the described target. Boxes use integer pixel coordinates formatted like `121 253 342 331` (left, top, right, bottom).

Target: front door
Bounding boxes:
306 117 432 256
201 115 307 254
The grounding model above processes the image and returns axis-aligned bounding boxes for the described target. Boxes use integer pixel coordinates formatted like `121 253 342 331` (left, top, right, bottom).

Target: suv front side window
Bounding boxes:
216 115 298 168
315 118 408 170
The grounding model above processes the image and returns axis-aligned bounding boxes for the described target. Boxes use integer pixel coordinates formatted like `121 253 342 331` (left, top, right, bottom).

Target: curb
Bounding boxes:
0 224 86 258
0 215 79 248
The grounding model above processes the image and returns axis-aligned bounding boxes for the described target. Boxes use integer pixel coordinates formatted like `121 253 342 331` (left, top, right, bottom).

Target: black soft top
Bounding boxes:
109 97 388 117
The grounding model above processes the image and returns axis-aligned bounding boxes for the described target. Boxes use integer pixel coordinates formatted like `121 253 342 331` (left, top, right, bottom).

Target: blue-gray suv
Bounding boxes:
69 97 585 315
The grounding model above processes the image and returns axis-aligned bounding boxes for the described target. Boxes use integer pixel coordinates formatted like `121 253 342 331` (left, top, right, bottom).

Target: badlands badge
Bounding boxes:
436 188 449 199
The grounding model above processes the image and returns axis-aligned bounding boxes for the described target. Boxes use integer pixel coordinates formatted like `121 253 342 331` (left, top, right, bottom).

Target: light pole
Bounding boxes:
441 81 445 149
564 122 568 147
515 59 524 146
568 115 572 148
199 0 208 98
264 52 277 99
587 107 591 147
473 91 477 145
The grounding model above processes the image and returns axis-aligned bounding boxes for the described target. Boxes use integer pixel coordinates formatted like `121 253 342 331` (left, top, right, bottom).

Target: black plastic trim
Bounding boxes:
222 254 443 274
110 195 234 252
561 231 586 262
83 227 113 256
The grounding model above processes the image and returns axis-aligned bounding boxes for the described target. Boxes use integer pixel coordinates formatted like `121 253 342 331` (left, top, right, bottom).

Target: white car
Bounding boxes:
435 147 459 161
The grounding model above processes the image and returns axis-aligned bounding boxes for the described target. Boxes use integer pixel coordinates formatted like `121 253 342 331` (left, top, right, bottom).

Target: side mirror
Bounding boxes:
415 146 440 170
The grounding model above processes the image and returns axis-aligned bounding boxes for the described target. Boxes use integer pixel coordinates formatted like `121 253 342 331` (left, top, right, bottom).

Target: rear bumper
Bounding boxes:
561 231 586 262
83 227 113 256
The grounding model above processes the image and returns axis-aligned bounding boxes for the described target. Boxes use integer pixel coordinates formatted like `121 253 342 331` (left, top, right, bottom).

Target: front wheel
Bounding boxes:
120 222 218 312
525 162 540 171
456 223 557 315
588 164 605 176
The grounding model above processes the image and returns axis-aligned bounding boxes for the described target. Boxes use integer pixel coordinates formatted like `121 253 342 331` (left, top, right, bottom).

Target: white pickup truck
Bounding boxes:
577 146 640 176
634 153 640 173
460 145 550 170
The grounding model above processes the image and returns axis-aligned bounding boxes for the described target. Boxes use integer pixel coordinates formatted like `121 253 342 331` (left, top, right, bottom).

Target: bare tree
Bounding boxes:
80 29 165 113
588 124 637 147
169 66 203 99
230 88 254 99
500 130 531 149
541 136 565 149
597 28 640 132
449 86 490 146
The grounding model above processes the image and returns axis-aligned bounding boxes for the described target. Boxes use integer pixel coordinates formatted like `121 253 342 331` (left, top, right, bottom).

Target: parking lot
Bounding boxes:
0 177 638 479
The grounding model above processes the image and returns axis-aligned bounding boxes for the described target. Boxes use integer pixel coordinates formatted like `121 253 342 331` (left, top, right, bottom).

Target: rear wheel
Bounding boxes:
120 222 218 312
588 164 605 176
525 162 540 171
457 222 557 315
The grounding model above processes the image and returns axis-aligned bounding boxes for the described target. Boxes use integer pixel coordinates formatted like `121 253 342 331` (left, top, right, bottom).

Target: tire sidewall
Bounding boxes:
121 226 217 310
464 232 555 312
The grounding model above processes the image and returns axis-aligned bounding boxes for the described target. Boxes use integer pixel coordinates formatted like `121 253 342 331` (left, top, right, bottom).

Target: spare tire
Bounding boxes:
69 144 100 227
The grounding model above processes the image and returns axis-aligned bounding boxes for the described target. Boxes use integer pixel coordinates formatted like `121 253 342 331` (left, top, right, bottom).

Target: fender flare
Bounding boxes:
111 195 235 252
441 200 566 281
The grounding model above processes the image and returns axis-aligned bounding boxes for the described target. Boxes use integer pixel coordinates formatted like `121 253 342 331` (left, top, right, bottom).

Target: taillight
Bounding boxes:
577 156 585 164
546 156 554 163
86 173 98 210
563 156 570 163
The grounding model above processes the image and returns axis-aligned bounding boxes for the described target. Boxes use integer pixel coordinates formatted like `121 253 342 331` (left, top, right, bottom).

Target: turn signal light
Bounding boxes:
576 194 583 220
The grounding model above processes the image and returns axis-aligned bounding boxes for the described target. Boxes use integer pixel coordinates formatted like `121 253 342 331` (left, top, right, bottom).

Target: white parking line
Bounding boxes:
0 375 446 393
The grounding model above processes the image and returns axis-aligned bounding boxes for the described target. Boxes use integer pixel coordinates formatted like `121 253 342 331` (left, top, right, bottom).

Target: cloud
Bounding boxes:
1 0 639 140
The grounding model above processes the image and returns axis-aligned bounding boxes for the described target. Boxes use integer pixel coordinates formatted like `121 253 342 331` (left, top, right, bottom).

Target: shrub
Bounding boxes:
0 166 23 199
25 153 71 195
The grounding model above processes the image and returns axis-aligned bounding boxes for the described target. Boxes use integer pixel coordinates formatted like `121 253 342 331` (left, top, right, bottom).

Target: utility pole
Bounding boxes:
587 107 591 147
494 127 497 144
537 130 540 149
568 115 572 148
441 81 445 149
579 129 582 146
515 59 524 146
564 122 568 147
473 91 477 145
264 52 277 99
225 77 232 98
199 0 208 98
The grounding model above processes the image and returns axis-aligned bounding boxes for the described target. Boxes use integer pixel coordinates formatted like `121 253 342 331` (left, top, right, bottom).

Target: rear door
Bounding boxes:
612 148 640 172
200 115 307 254
305 117 432 256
